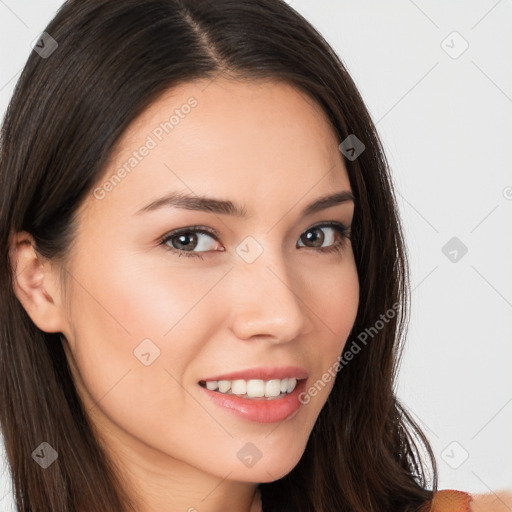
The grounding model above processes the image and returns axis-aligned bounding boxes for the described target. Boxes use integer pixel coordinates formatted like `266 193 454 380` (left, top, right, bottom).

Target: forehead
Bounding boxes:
113 77 341 162
82 77 350 222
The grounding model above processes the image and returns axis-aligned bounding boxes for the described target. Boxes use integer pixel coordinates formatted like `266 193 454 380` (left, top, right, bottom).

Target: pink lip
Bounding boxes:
199 378 307 423
200 365 308 382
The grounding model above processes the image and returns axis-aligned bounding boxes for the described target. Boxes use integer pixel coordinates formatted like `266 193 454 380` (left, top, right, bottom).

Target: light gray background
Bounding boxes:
1 1 511 509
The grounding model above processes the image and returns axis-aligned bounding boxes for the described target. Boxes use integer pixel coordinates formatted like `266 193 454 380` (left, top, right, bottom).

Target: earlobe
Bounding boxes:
9 231 65 333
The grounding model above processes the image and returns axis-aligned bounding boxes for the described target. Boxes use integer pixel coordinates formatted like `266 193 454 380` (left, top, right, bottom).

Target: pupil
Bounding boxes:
305 228 323 247
176 233 196 250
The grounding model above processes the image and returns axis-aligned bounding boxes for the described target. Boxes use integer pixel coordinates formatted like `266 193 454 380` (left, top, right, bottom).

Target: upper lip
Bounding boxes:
200 365 308 382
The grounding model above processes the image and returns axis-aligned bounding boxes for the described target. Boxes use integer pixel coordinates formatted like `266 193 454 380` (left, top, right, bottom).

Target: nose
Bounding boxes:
227 246 313 344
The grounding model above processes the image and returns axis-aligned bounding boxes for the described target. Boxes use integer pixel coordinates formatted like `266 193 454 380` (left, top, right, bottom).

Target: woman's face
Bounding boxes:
57 78 359 489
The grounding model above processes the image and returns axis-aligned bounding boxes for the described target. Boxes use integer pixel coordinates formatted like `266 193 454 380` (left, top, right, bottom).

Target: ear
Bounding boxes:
9 230 67 333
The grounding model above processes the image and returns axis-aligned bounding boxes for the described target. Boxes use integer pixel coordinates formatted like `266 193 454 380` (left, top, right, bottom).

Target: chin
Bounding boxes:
227 448 305 483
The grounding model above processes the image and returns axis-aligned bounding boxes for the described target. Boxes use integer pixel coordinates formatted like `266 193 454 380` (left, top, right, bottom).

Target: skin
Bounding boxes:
10 77 359 512
471 491 512 512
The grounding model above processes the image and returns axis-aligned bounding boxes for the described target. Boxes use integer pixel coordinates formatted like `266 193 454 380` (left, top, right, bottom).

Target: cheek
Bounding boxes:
307 252 359 348
63 253 232 467
322 266 359 335
301 255 359 407
71 240 229 345
63 242 231 405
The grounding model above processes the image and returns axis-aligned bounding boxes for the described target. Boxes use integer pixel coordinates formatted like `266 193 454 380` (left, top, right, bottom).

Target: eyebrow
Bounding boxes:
135 189 355 218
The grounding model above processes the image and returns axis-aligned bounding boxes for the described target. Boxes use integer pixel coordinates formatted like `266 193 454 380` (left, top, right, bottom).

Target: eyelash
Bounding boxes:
158 222 352 260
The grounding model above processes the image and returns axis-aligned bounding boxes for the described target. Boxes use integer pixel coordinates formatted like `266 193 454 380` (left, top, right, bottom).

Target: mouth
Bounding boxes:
198 377 303 400
198 365 308 400
198 377 308 423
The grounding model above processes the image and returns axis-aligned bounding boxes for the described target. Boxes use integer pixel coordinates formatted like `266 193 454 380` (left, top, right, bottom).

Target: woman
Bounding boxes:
0 0 476 510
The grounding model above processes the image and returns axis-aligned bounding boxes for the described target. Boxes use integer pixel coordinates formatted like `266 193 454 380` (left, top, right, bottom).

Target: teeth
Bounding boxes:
265 379 281 397
218 380 231 393
246 379 265 397
202 378 298 399
231 379 246 395
206 381 219 391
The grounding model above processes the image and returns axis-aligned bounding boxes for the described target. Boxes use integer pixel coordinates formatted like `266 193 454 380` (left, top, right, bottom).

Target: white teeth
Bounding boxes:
218 380 231 393
264 379 281 397
202 378 299 398
246 379 265 398
231 379 246 395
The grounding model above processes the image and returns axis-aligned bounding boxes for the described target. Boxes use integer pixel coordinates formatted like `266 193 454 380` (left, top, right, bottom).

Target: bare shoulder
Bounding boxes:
470 491 512 512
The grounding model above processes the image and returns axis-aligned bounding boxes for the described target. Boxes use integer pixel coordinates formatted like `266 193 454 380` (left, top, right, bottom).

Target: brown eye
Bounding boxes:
159 222 351 260
300 226 325 248
297 223 351 254
160 227 220 259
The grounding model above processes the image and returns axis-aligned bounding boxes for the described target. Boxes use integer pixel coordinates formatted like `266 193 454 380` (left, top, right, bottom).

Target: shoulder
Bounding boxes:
419 489 512 512
470 491 512 512
419 490 472 511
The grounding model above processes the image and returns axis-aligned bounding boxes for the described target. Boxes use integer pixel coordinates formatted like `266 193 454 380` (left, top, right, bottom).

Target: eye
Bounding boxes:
297 222 351 256
159 226 221 260
158 222 351 260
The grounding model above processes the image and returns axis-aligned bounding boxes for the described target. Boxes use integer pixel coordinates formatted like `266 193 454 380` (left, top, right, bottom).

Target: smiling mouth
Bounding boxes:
198 377 301 400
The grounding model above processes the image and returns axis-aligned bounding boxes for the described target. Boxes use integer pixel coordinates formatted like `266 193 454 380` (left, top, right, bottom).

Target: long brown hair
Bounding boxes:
0 1 437 510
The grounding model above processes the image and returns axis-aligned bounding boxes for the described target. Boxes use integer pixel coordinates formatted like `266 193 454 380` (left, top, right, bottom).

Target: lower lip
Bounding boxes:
198 379 307 424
